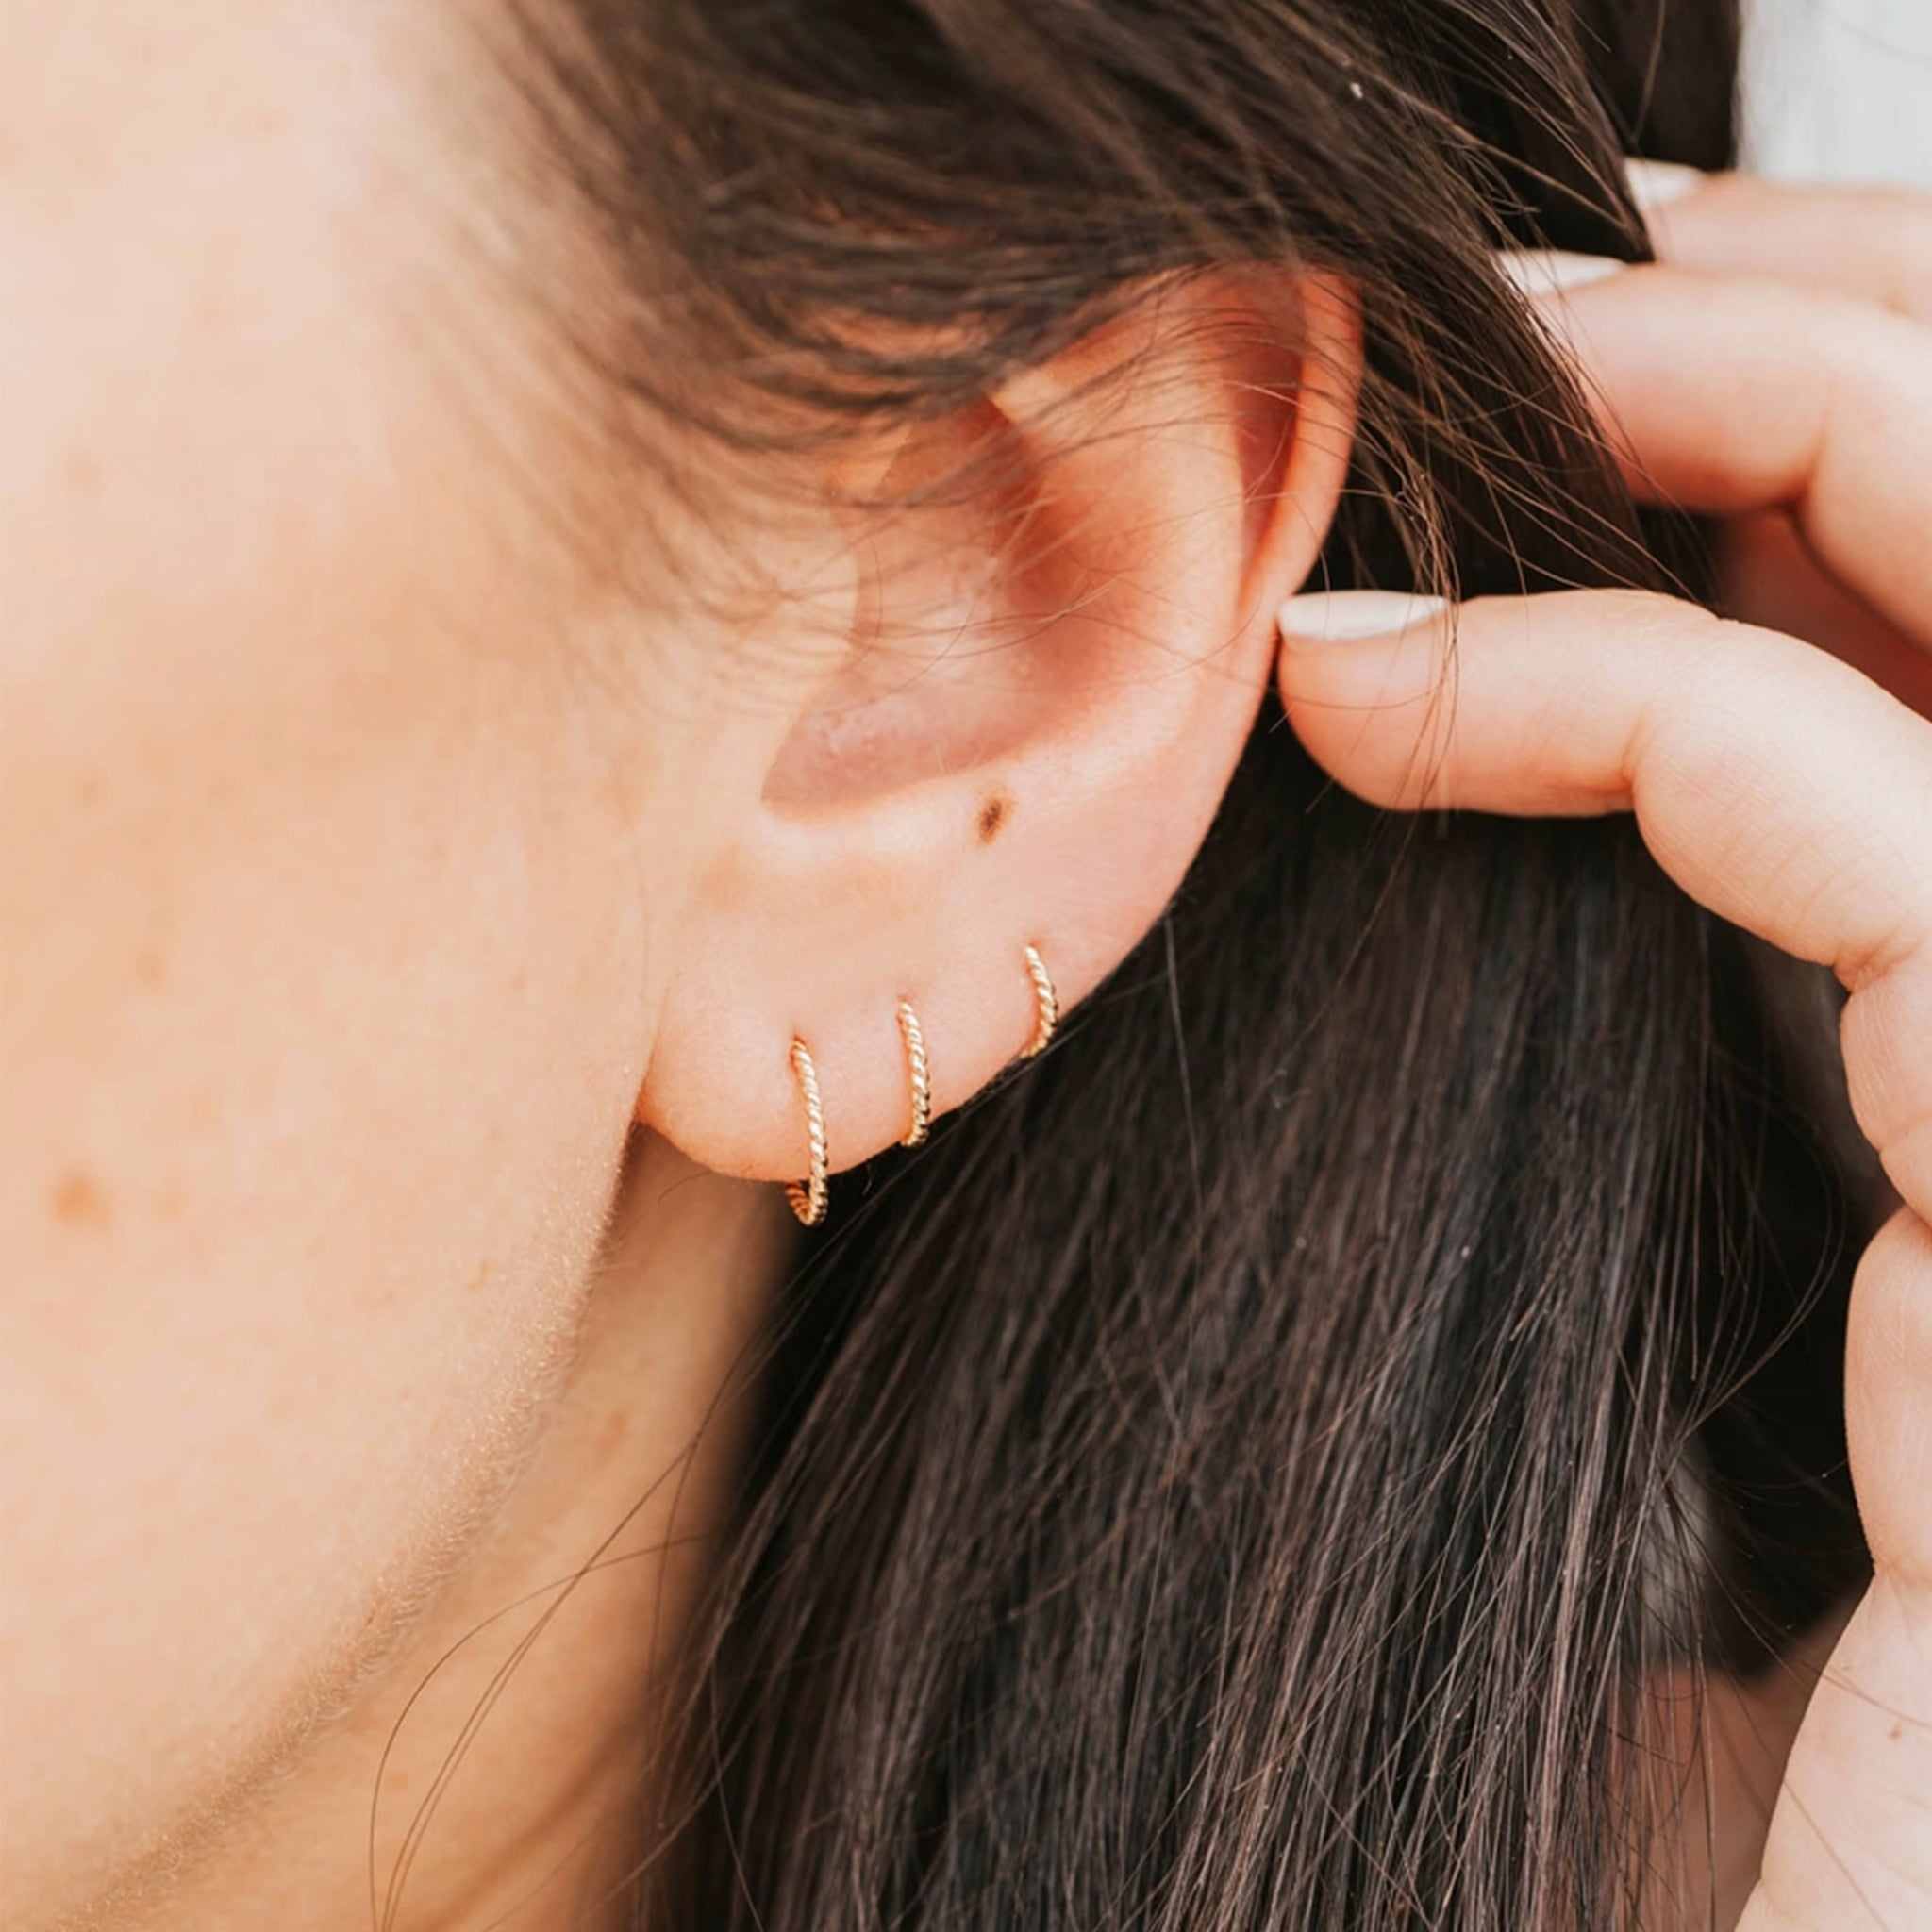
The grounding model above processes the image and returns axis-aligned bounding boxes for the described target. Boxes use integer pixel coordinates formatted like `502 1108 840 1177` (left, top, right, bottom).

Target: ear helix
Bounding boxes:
784 942 1059 1227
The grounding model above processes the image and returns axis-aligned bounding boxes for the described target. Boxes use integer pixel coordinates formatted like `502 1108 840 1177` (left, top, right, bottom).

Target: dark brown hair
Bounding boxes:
513 3 1871 1924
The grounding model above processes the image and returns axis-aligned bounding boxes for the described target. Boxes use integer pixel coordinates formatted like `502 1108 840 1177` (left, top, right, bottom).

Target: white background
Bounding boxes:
1745 0 1932 186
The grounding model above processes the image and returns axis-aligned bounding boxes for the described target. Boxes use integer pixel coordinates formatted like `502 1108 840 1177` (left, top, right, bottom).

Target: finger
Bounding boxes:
1744 1221 1932 1929
1629 164 1932 323
1276 588 1932 1204
1531 265 1932 648
1716 511 1932 721
1845 1210 1932 1582
1745 1568 1932 1932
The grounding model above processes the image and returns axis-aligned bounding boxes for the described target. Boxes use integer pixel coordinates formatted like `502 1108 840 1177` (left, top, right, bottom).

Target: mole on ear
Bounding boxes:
977 787 1014 843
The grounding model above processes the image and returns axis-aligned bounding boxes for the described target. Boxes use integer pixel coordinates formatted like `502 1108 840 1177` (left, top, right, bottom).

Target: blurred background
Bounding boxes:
1746 0 1932 186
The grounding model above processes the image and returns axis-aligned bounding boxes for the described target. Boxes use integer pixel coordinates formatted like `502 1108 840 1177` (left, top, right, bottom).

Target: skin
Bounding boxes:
0 5 1356 1926
2 6 1926 1929
1281 205 1932 1928
0 5 782 1924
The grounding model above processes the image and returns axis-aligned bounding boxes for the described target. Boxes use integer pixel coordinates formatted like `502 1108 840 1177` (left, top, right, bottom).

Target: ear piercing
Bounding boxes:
1020 942 1058 1058
784 943 1058 1227
896 1000 931 1148
783 1038 829 1227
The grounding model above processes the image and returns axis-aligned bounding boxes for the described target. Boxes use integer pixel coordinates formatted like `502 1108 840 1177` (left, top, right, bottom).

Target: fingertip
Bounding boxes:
1493 249 1629 301
1274 592 1455 812
1275 590 1446 648
1624 157 1707 214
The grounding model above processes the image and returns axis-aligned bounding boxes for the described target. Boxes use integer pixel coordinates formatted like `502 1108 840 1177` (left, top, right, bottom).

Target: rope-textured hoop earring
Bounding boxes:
1020 943 1058 1058
896 1000 931 1148
784 1036 829 1227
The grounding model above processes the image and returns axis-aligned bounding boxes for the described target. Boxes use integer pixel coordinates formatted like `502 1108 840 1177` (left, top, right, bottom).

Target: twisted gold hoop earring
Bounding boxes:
896 1000 931 1148
1020 943 1058 1058
784 1037 829 1227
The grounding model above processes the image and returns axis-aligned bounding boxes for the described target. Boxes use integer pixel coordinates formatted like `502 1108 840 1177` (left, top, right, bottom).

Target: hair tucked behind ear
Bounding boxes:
517 2 1870 1925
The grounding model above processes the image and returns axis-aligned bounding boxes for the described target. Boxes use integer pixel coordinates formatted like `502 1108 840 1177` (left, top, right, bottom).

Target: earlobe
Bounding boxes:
638 270 1361 1206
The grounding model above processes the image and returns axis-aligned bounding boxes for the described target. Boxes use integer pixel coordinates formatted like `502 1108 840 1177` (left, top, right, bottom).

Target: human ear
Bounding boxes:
639 270 1361 1202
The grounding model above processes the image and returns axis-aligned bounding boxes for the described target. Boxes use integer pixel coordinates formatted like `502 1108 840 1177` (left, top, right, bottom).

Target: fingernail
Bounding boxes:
1494 248 1628 300
1277 591 1446 646
1624 157 1705 211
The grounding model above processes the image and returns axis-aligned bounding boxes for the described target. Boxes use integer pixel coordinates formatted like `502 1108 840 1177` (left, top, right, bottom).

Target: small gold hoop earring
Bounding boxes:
784 1037 829 1227
1020 943 1058 1058
896 1000 931 1148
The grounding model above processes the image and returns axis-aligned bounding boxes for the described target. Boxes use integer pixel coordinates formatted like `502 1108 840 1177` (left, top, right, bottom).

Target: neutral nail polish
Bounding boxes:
1493 248 1628 300
1277 591 1447 646
1624 157 1705 211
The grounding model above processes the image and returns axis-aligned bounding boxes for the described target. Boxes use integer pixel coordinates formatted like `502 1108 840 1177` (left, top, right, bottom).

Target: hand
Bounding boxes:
1277 173 1932 1930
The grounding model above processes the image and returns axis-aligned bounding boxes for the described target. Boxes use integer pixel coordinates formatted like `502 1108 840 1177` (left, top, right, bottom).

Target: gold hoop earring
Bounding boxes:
784 1037 828 1227
1020 943 1058 1058
896 1000 931 1148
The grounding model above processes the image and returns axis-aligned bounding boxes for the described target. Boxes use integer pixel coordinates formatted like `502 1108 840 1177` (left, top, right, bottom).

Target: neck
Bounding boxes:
112 1138 788 1932
86 1135 1830 1932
